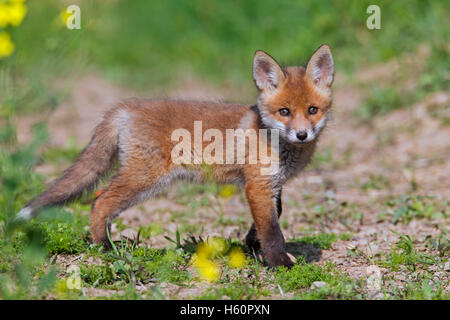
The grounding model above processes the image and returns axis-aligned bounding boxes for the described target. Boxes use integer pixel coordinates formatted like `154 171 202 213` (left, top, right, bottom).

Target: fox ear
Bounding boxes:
306 45 334 88
253 51 286 92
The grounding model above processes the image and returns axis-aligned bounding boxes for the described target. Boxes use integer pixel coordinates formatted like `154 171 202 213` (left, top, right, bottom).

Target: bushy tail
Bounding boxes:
17 112 119 220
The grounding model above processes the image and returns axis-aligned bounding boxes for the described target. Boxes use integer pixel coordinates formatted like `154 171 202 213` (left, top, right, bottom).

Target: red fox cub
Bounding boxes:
18 45 334 268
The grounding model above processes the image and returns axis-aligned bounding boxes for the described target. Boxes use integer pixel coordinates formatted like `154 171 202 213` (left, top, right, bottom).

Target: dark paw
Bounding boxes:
264 251 296 269
245 227 261 253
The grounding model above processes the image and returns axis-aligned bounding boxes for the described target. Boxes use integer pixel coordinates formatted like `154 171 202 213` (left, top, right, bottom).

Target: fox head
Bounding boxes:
252 45 334 145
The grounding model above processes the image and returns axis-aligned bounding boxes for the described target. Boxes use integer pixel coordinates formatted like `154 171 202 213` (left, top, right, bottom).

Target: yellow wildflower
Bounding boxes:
66 264 82 290
195 242 213 259
66 275 82 290
206 237 228 256
0 4 9 28
60 8 71 26
196 237 228 259
0 32 14 59
219 184 238 198
228 246 247 268
5 2 27 26
54 279 69 296
191 238 228 282
192 254 221 282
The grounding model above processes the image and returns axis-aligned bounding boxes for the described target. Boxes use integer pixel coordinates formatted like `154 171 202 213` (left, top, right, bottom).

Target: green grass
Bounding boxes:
3 0 448 91
306 147 334 170
42 143 82 165
385 195 448 225
361 174 391 191
276 258 362 299
358 41 449 122
35 208 90 254
387 279 449 300
80 264 115 287
293 232 352 250
376 232 449 300
378 233 433 272
358 87 405 121
196 283 271 300
139 223 165 239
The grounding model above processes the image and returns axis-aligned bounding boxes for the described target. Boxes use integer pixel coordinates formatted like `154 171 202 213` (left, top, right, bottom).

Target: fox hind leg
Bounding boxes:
90 176 141 244
90 168 169 245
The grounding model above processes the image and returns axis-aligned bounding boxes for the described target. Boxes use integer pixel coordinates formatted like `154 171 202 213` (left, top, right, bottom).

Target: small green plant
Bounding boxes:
42 143 82 166
307 148 333 170
80 264 115 287
35 208 90 254
387 195 444 224
358 87 404 122
295 232 337 249
144 249 192 284
379 232 434 272
387 279 450 300
139 223 164 239
104 227 159 286
293 232 350 250
164 230 205 254
425 232 449 258
275 257 361 299
276 257 332 289
361 174 391 191
197 282 270 300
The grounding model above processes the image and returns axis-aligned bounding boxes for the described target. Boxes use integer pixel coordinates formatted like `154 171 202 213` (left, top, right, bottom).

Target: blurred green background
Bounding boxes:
4 0 449 87
0 0 447 129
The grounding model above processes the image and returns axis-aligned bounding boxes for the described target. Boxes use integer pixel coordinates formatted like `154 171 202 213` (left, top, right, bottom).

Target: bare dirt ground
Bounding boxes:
17 56 450 298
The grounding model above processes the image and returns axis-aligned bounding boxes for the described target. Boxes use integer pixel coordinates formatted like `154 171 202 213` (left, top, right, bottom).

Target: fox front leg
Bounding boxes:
245 189 282 253
245 182 294 268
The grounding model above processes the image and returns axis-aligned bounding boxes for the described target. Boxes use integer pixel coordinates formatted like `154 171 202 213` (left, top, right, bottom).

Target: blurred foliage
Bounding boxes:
276 257 360 299
0 120 54 299
0 0 28 59
359 41 449 121
1 0 448 89
386 195 448 225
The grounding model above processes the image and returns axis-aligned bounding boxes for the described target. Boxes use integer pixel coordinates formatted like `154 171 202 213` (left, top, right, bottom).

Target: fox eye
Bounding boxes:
279 108 290 116
308 106 318 115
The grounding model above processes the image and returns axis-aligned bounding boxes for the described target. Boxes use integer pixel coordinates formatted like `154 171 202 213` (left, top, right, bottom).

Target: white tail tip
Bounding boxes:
16 207 33 221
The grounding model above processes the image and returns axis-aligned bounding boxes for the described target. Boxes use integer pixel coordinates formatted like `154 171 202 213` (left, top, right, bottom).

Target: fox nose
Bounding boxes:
296 131 308 141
